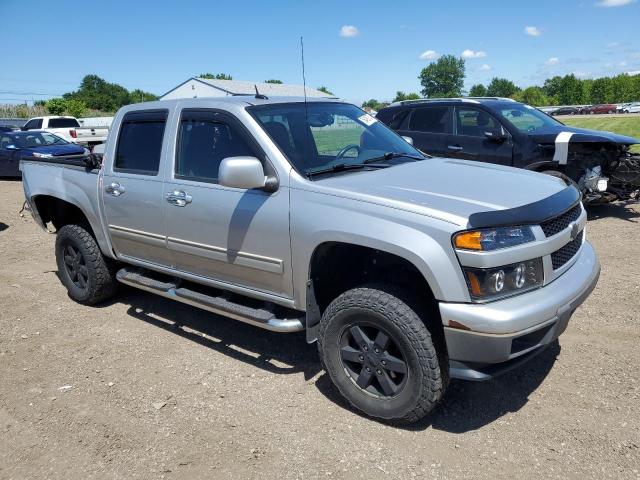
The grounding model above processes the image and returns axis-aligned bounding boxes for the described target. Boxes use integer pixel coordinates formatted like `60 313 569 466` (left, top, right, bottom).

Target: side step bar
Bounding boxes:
116 267 304 333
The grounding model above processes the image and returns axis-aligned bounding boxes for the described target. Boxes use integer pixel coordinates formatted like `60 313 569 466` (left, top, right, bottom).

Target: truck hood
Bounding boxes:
529 125 639 146
315 158 568 226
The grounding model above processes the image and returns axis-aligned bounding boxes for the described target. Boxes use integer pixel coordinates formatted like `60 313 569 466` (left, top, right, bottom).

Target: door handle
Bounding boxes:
166 190 192 207
105 182 125 196
447 145 463 151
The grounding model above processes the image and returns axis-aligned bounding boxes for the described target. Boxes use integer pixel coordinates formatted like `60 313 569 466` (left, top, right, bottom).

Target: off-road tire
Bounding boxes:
55 224 117 305
317 286 446 423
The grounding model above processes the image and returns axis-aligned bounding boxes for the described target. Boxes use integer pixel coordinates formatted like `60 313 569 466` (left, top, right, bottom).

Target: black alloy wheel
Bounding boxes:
61 242 89 290
339 323 408 397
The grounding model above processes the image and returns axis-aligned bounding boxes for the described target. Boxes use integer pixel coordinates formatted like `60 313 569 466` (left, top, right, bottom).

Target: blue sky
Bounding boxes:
1 0 639 105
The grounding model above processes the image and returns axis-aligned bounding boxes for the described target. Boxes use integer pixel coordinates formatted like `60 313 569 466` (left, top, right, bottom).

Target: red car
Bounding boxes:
588 104 618 114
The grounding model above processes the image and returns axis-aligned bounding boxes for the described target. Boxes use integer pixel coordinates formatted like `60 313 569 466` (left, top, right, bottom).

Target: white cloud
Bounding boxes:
596 0 635 7
545 57 560 66
524 26 541 36
461 49 487 59
627 70 640 75
479 64 492 71
419 50 440 60
339 25 359 37
607 41 620 47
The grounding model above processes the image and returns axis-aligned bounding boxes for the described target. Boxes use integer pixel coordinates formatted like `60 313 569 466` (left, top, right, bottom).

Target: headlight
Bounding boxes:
453 226 535 251
463 258 544 302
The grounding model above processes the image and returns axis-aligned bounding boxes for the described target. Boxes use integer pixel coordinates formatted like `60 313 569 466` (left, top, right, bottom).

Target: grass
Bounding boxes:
312 127 363 155
560 116 640 153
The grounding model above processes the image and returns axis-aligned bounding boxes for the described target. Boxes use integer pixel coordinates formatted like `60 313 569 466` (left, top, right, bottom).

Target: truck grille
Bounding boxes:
540 204 581 237
551 231 583 270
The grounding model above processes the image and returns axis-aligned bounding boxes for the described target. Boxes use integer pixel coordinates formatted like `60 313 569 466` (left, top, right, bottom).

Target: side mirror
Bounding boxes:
219 156 277 192
401 136 414 145
5 144 18 150
484 130 507 143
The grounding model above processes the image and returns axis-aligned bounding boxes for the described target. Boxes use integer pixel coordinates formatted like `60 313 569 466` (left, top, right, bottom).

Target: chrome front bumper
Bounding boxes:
439 241 600 380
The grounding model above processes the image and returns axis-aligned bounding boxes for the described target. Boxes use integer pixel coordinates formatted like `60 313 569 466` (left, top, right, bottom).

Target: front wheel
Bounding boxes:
55 224 118 305
317 286 447 423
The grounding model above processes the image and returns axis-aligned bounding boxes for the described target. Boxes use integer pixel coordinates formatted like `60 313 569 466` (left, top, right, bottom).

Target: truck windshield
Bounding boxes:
248 102 423 176
14 132 69 148
498 104 562 132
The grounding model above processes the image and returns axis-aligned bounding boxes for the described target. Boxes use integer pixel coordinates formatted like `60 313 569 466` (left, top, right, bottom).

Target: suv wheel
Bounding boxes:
55 224 118 305
317 286 446 423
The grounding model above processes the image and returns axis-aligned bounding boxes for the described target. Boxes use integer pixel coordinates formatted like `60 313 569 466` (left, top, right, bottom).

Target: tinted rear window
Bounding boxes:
408 107 451 134
48 118 80 128
114 110 167 175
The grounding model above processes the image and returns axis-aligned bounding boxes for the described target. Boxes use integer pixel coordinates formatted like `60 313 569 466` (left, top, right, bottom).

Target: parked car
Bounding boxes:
0 125 20 132
20 96 600 423
617 103 632 114
578 105 593 114
22 116 109 148
551 106 580 116
625 102 640 114
376 98 640 203
0 130 86 177
588 104 618 114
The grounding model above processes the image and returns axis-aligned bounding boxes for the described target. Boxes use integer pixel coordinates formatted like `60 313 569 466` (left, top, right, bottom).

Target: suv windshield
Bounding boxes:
248 102 423 176
14 132 69 148
497 104 562 133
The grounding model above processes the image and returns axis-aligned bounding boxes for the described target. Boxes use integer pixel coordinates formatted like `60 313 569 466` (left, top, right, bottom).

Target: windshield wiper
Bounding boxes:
362 152 426 164
306 162 388 178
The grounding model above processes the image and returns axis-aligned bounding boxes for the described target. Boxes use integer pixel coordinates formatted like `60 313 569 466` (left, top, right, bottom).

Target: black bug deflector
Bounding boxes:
467 186 581 229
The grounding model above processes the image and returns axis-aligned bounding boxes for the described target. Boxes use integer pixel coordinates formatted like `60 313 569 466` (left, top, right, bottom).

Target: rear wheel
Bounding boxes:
55 224 118 305
318 286 446 423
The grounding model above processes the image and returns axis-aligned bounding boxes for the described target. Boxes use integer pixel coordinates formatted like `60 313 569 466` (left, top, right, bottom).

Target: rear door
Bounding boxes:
397 106 452 157
162 108 292 298
101 109 172 267
448 107 513 166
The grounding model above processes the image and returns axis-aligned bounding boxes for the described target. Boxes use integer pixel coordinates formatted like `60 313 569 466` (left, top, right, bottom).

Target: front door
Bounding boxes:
101 109 172 267
397 106 452 157
163 109 292 299
448 107 513 166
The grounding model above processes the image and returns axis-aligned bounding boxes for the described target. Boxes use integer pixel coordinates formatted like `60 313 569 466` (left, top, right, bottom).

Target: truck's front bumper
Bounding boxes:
439 241 600 381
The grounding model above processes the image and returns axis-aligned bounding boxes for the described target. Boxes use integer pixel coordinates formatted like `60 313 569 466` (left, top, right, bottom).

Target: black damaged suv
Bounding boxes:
376 98 640 203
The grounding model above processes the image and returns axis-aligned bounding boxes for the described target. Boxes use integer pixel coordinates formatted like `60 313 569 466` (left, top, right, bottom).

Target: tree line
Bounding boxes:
39 74 159 117
362 54 640 110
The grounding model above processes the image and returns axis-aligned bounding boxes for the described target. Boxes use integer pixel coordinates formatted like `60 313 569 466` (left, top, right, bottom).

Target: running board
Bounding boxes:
116 268 304 333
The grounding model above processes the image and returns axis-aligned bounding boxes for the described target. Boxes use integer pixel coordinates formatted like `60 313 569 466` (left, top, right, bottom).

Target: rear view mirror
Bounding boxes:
307 113 334 128
218 156 278 192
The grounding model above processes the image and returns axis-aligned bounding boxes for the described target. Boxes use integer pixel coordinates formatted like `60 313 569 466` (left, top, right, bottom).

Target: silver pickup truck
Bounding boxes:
20 96 600 423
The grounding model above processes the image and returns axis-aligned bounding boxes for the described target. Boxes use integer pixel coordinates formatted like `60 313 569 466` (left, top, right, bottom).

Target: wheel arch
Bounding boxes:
305 240 445 345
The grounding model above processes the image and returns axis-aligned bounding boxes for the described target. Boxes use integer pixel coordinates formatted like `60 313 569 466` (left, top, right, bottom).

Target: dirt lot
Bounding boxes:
0 179 639 480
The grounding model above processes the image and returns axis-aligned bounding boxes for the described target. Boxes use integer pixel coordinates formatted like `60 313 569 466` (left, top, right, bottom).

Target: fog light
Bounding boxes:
514 263 526 288
596 178 608 192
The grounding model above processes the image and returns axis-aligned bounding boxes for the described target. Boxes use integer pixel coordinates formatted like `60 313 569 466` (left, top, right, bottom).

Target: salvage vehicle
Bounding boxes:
22 116 108 149
20 96 600 423
377 98 640 203
1 131 86 177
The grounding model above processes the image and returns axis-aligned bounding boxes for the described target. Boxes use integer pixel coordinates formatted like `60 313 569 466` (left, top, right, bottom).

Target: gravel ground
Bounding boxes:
0 179 639 480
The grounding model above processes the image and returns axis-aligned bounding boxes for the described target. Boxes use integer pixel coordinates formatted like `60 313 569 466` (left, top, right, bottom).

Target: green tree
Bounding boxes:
542 76 563 101
361 99 388 111
199 73 233 80
264 79 283 84
590 77 610 104
63 74 130 111
64 99 86 118
317 86 334 95
512 86 549 106
45 98 67 115
129 89 159 103
486 77 520 98
558 74 583 105
419 54 465 98
468 84 487 96
392 91 421 102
